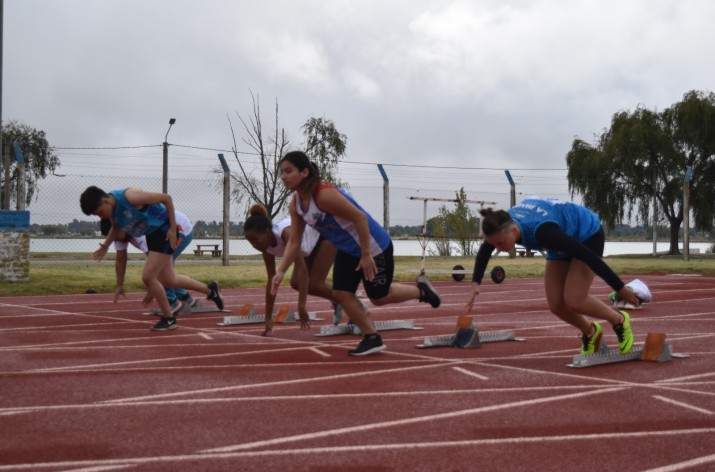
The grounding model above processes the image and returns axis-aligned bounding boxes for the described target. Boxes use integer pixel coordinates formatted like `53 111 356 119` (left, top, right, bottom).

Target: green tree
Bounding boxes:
427 189 480 257
566 90 715 255
1 120 60 209
302 117 348 186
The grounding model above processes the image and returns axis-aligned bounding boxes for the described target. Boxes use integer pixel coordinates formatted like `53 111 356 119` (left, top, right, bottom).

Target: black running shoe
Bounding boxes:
152 316 177 331
348 333 386 356
207 281 224 310
417 275 441 308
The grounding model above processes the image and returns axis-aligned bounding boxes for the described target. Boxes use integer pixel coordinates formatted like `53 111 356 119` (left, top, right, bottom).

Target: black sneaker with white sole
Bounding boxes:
207 281 224 310
152 316 177 331
348 333 386 356
416 275 441 308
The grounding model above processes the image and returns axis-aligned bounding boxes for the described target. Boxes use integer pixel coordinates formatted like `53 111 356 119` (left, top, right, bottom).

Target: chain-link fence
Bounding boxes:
23 173 714 259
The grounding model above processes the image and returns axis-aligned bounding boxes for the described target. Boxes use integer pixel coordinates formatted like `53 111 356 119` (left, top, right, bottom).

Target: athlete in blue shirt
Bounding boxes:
80 186 223 331
270 151 441 356
465 198 639 355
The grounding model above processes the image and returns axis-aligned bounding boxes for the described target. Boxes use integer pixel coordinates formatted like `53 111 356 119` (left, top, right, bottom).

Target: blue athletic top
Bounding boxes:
471 197 625 291
294 184 391 257
110 189 169 238
509 197 602 255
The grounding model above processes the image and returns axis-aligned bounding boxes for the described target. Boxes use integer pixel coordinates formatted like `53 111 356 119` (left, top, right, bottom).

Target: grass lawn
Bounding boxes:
2 254 715 297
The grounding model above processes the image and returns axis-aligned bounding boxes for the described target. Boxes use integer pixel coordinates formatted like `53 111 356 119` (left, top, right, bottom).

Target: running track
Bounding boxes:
1 274 714 471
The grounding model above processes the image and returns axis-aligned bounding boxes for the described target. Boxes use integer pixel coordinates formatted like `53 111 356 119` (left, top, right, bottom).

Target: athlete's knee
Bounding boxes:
369 295 389 306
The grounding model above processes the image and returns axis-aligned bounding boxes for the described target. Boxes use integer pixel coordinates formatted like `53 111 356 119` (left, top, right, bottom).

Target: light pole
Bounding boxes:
162 118 176 193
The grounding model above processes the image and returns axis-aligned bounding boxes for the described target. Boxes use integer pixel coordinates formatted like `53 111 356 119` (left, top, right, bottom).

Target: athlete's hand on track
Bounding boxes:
261 318 274 337
617 285 640 307
141 292 154 307
298 306 311 331
113 287 126 303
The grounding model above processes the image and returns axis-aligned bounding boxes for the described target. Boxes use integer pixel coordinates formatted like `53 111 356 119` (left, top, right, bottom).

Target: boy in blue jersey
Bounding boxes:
464 198 640 355
270 151 441 356
80 186 224 331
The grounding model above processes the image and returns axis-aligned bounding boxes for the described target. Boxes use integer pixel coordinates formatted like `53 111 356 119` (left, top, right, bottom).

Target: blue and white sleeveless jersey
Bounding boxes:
110 189 169 238
508 197 602 254
294 184 390 257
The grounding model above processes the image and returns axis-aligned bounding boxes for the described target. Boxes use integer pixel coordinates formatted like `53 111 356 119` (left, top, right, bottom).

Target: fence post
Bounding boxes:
377 164 389 233
683 165 692 262
218 153 230 266
652 166 657 256
504 170 516 258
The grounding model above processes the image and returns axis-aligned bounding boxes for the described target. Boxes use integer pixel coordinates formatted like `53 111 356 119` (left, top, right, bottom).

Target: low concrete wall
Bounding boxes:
0 211 30 283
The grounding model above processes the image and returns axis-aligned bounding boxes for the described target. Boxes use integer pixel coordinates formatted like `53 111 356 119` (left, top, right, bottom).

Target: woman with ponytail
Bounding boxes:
245 203 338 336
465 198 640 356
271 151 441 356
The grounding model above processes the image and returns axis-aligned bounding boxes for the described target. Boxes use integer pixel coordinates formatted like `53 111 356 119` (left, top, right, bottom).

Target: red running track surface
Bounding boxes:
1 274 714 471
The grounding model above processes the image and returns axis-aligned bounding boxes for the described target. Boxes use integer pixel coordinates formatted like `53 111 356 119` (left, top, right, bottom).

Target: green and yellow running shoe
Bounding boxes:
580 322 603 355
613 310 634 354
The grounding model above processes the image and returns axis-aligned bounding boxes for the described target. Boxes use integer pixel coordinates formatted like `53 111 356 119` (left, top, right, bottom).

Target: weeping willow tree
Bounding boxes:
566 90 715 255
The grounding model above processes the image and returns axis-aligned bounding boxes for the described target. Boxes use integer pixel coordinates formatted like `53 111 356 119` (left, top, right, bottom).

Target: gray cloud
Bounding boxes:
5 0 715 198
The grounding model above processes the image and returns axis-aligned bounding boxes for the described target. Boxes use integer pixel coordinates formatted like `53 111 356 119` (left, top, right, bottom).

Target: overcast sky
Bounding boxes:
4 0 715 198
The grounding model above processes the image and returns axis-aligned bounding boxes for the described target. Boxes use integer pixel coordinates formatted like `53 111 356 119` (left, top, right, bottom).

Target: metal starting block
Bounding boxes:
177 299 230 314
416 328 523 348
567 332 689 368
217 304 320 326
415 314 525 349
315 319 422 337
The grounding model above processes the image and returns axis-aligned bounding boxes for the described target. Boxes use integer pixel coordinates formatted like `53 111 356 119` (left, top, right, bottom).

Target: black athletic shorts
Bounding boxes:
145 227 183 255
332 242 394 300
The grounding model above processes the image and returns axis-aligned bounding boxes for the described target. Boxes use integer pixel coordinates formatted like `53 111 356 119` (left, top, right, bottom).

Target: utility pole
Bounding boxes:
162 118 176 193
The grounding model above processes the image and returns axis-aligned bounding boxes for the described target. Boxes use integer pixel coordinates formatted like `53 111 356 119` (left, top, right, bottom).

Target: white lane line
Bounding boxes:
641 452 715 472
0 385 606 416
309 347 331 358
2 428 714 471
198 333 213 340
656 371 715 383
203 387 626 453
452 366 489 380
652 395 713 415
101 362 463 403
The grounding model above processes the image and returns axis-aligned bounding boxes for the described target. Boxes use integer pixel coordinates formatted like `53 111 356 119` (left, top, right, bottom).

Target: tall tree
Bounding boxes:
228 94 349 219
302 117 347 185
566 90 715 255
227 92 291 220
1 120 60 209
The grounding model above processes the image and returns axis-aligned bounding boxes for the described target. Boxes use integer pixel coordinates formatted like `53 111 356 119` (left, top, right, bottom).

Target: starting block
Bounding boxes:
415 315 525 349
217 304 320 326
315 319 422 337
567 332 689 368
177 299 230 314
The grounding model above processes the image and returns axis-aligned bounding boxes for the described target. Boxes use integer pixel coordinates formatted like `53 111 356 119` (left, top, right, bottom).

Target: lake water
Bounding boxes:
29 238 712 257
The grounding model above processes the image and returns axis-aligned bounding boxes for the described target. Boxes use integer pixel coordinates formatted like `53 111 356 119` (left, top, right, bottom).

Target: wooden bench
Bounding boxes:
516 249 535 257
194 244 222 257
